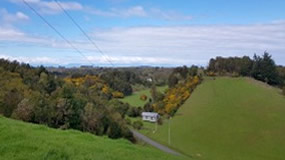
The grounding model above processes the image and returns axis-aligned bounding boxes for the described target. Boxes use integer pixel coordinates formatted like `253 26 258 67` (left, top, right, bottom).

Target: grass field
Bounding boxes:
120 85 167 107
0 116 190 160
140 77 285 160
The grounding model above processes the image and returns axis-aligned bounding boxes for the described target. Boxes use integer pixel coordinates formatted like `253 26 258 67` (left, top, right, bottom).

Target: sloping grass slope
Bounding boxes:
120 86 167 107
0 116 188 160
141 77 285 160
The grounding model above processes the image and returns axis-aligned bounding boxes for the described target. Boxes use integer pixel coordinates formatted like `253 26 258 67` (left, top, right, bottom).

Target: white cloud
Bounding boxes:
0 8 29 25
8 0 191 20
0 26 50 44
9 0 83 14
1 21 285 66
15 12 30 20
86 55 189 66
0 54 61 64
87 6 192 21
86 6 147 18
150 8 193 21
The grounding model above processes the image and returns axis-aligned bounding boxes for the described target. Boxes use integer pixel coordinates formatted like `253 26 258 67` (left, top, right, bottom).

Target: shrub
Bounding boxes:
143 102 153 112
127 107 142 117
133 120 143 130
140 94 147 101
125 118 132 125
157 118 163 125
112 91 124 98
207 71 216 77
231 72 240 77
11 98 34 122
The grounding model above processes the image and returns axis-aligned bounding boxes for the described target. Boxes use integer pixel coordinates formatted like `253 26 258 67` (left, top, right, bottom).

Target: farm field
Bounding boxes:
0 116 189 160
120 85 168 107
139 77 285 160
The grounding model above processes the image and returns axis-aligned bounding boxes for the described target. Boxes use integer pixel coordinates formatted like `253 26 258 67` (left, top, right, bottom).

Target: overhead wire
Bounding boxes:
55 0 115 67
22 0 95 66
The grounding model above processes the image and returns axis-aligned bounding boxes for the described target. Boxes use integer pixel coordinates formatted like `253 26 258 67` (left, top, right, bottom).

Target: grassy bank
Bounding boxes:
0 116 189 160
139 77 285 160
120 85 167 107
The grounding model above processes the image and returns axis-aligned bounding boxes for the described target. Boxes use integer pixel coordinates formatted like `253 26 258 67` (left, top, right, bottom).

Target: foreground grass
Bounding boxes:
140 77 285 160
120 85 167 107
0 116 190 160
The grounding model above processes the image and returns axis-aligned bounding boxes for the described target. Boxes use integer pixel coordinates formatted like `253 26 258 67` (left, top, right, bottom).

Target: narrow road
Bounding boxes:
131 129 183 156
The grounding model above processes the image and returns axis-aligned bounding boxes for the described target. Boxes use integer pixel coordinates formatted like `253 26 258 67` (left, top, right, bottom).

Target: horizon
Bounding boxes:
1 0 285 66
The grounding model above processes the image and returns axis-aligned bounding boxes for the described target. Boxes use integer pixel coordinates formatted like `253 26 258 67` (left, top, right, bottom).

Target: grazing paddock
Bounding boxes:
0 116 189 160
120 86 167 107
140 77 285 160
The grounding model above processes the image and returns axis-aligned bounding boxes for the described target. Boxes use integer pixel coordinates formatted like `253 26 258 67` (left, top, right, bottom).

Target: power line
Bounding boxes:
22 0 95 66
55 0 115 67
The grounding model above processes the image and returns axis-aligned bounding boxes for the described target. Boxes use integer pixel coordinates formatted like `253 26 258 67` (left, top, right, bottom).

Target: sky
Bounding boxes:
0 0 285 67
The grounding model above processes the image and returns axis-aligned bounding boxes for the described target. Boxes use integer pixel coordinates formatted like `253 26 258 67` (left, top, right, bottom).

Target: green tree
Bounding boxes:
81 103 104 135
12 98 34 122
2 89 23 117
251 52 280 85
133 120 143 130
168 74 178 88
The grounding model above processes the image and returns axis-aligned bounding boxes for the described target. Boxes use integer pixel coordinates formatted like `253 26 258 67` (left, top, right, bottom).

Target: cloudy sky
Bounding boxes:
0 0 285 67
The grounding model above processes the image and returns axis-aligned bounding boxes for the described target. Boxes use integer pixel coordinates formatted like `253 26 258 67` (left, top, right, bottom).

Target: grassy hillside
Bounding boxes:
140 77 285 160
0 116 189 160
120 86 167 107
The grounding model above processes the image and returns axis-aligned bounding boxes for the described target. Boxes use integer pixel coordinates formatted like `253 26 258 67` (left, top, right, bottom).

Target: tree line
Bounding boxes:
0 59 135 142
139 66 203 117
207 52 285 87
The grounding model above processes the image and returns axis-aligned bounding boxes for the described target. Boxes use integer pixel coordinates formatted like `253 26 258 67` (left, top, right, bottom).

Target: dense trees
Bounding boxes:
100 71 134 96
143 66 203 117
208 56 253 76
251 53 280 85
0 59 134 142
208 52 284 86
168 65 199 88
153 76 201 116
133 120 143 130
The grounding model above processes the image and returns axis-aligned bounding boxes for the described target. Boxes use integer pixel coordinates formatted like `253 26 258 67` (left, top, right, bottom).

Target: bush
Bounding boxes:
207 71 216 77
112 91 124 98
143 102 153 112
127 107 142 117
140 94 147 101
157 118 163 125
133 120 143 130
11 98 34 122
125 118 132 125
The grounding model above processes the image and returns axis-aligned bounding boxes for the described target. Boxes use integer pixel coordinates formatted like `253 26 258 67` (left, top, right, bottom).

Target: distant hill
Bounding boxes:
140 77 285 160
0 116 189 160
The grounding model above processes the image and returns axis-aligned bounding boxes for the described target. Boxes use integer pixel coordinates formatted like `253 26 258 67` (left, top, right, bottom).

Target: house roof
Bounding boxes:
142 112 159 117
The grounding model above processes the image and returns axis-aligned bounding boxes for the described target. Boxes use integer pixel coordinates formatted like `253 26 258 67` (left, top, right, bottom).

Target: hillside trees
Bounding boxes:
100 70 139 96
0 59 135 141
251 53 280 85
208 52 284 86
151 65 202 116
153 76 201 116
208 56 253 76
277 66 285 85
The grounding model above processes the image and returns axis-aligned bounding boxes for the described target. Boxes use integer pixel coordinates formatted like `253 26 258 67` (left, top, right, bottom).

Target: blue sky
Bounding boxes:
0 0 285 66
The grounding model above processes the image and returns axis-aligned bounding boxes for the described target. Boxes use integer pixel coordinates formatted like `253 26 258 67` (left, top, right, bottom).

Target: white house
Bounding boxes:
142 112 159 123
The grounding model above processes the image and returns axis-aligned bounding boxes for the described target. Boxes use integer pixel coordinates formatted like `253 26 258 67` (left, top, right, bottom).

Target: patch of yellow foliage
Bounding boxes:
112 91 124 98
64 75 112 95
153 76 201 115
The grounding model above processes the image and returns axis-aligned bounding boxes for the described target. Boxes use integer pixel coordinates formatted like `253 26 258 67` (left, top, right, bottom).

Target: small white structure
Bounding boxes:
142 112 159 123
146 78 153 82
